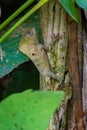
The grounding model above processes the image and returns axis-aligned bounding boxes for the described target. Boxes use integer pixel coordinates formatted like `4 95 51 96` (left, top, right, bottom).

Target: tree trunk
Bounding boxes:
39 0 84 129
82 10 87 130
68 15 84 130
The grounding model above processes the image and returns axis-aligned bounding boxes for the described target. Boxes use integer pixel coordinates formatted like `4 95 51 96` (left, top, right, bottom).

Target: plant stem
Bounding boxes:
0 0 48 43
0 0 34 30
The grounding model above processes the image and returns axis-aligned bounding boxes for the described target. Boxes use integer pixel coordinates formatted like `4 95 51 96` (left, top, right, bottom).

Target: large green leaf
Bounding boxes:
59 0 80 23
0 89 64 130
76 0 87 10
0 11 40 78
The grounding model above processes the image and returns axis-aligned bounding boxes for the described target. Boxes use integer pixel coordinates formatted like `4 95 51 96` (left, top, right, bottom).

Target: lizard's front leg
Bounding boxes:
43 69 62 90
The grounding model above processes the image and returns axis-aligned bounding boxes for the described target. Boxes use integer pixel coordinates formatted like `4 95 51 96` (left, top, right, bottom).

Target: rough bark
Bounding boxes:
40 0 84 130
40 0 68 90
82 11 87 130
68 16 84 129
40 0 71 129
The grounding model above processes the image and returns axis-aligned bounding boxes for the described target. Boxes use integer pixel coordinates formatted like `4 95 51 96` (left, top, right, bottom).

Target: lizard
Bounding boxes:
19 27 61 88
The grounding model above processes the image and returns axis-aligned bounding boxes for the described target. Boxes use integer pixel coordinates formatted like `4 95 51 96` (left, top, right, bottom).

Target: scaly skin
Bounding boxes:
19 27 60 86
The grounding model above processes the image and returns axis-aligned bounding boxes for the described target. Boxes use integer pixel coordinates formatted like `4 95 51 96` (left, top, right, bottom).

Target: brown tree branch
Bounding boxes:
68 16 84 130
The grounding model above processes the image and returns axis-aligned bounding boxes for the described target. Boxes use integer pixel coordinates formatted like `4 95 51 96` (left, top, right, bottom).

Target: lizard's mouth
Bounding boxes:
19 43 29 57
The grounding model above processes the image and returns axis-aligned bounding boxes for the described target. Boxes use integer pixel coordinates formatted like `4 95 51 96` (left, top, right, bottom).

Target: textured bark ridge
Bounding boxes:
82 11 87 130
68 16 84 130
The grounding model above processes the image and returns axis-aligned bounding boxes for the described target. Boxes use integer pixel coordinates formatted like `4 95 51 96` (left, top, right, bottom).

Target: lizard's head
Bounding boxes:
19 27 37 57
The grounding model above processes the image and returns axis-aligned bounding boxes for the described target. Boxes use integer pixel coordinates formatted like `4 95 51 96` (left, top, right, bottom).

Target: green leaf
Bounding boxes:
76 0 87 10
0 11 39 78
0 37 28 78
59 0 80 23
0 90 64 130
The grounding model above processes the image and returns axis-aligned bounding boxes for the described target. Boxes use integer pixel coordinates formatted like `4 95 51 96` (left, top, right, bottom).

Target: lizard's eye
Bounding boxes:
27 30 33 37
